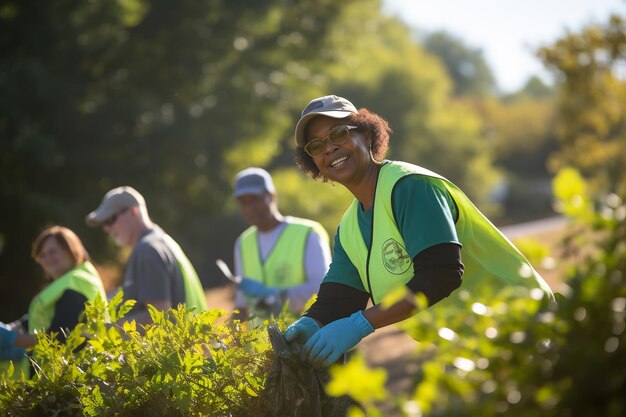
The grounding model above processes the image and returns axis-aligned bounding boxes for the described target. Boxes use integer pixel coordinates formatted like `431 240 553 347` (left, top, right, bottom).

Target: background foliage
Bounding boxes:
539 15 626 197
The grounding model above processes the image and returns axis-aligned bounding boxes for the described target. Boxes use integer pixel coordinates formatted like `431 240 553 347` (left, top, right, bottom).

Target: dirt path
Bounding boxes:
360 325 419 395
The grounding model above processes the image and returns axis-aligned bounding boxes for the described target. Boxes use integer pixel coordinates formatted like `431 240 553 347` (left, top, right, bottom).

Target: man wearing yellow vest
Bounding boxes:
86 186 207 324
232 168 331 317
284 95 555 367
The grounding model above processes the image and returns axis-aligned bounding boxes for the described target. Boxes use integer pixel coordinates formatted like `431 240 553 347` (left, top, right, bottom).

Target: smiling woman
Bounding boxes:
33 228 84 280
295 98 390 185
285 95 554 367
0 226 107 376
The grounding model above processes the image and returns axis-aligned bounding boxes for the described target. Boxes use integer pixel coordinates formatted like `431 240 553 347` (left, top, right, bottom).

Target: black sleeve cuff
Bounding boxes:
406 243 464 306
304 282 370 325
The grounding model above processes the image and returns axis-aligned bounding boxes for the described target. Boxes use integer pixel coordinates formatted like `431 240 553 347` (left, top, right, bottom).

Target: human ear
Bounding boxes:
361 130 372 149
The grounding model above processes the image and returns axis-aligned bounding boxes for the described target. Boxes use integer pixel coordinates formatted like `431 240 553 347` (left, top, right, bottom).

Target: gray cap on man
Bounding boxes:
86 186 145 226
233 167 275 198
294 95 357 147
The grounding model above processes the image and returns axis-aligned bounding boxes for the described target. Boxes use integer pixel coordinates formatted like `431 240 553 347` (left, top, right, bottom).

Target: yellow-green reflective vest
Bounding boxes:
162 235 208 313
339 161 554 305
28 261 107 332
240 218 329 288
1 262 107 379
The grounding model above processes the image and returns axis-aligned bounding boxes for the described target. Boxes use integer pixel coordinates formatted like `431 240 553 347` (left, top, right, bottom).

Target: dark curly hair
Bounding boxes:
294 108 391 180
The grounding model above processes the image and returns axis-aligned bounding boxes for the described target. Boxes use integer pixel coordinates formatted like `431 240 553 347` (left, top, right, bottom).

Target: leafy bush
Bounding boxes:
370 167 625 417
0 293 280 417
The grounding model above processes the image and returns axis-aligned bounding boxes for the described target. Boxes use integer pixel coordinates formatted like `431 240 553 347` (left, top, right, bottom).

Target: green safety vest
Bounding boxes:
162 235 208 313
0 262 107 379
339 160 554 305
28 261 107 332
240 218 329 288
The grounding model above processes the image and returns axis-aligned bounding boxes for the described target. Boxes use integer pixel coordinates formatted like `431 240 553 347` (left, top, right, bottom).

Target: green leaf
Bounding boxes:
326 353 387 403
122 320 137 333
117 299 137 321
245 385 258 397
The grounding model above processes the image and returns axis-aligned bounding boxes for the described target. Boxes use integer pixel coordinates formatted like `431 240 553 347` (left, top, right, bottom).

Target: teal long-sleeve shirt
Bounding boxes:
323 174 460 292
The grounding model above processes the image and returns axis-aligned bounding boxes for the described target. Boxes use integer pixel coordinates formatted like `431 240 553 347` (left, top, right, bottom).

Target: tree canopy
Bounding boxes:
423 30 497 97
539 15 626 195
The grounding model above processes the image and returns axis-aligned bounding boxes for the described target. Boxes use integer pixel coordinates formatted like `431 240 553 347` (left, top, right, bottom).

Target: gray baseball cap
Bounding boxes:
233 167 275 198
294 95 357 147
86 186 145 226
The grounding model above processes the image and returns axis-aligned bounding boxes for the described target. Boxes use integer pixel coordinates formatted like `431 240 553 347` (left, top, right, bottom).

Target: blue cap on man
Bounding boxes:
233 167 276 198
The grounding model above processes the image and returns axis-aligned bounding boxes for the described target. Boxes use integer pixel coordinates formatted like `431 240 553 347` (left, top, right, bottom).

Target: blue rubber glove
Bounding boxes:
284 317 320 345
0 347 26 361
238 278 279 298
302 311 374 367
0 325 17 350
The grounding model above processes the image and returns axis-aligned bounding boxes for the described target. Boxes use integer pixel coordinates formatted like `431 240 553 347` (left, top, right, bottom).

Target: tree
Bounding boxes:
511 76 554 100
385 15 626 417
538 14 626 195
423 31 497 97
470 95 558 221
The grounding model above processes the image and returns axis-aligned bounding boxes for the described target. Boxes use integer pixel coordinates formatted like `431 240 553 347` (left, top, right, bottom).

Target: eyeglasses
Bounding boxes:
103 208 128 226
303 125 358 157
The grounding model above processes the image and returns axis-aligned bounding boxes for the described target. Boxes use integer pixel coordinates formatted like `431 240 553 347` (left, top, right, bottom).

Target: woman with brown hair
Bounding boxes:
285 95 554 367
0 226 106 364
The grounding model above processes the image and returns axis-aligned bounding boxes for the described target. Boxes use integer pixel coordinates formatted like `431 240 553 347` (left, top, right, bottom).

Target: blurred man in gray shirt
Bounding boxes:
86 186 207 324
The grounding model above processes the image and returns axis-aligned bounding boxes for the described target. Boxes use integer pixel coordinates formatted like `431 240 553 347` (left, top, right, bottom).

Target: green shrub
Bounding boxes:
384 168 626 416
0 293 281 417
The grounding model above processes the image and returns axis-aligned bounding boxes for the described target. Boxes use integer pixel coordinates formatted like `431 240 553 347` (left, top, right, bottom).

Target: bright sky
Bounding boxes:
382 0 626 92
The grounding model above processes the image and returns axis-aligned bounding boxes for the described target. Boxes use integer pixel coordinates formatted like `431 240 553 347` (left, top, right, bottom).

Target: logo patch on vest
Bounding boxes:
273 264 292 287
382 238 411 275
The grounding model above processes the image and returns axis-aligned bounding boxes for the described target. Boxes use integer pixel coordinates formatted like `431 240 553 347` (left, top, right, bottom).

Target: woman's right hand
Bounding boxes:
284 316 320 345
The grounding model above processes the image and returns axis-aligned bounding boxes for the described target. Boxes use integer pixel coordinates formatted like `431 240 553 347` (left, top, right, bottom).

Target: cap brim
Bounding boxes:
295 110 353 147
233 186 268 198
85 209 113 227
